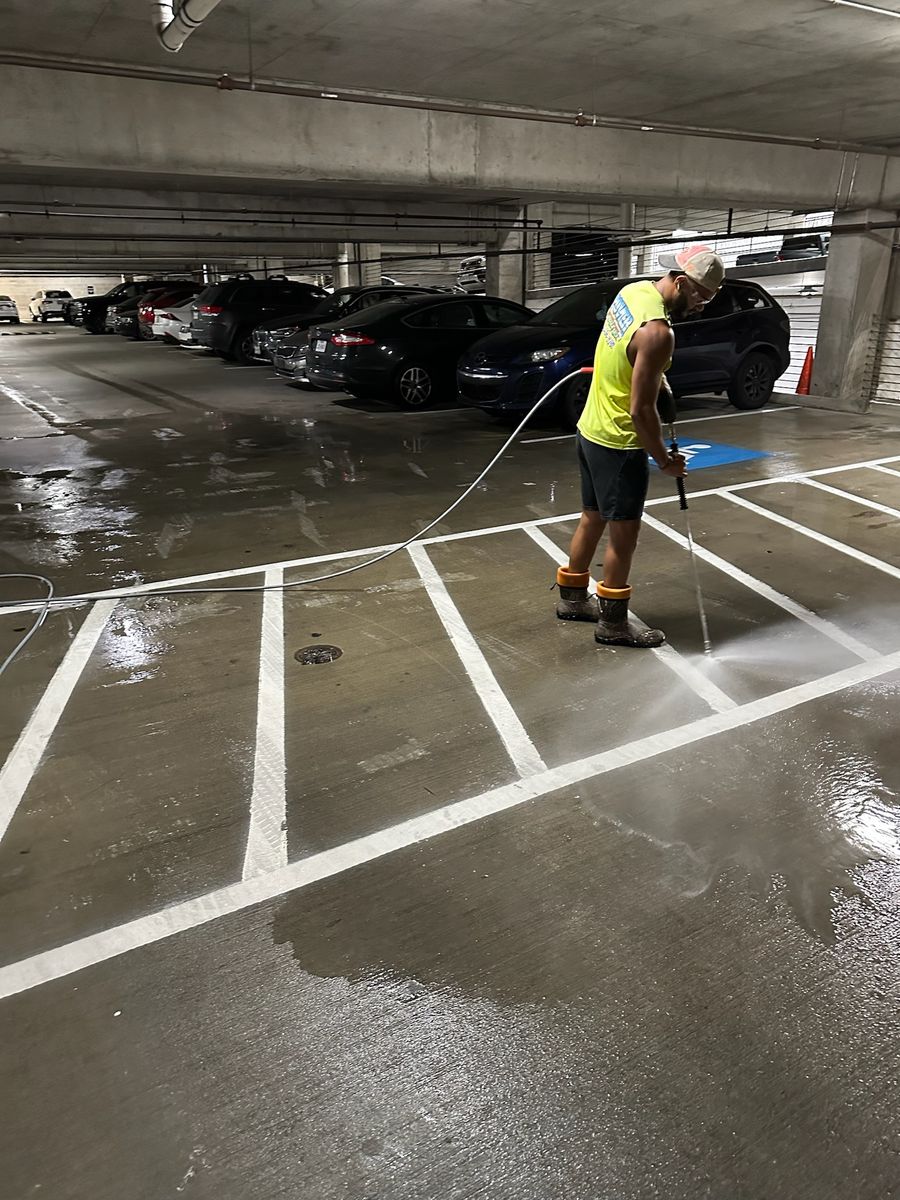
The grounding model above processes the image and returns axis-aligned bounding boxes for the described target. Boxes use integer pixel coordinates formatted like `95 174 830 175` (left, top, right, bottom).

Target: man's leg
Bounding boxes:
556 510 606 623
601 518 641 588
594 472 665 648
567 509 606 574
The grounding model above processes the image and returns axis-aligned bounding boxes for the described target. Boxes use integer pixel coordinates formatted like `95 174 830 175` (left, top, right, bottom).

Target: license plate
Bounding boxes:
315 339 327 354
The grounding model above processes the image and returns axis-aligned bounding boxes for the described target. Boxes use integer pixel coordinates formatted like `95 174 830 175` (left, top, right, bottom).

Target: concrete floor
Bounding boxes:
2 327 900 1199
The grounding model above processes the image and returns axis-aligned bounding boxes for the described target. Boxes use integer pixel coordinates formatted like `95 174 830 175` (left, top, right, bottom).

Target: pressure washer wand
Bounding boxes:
667 424 713 655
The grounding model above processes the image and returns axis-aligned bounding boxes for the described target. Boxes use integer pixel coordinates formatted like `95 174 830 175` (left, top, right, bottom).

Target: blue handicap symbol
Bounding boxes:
650 440 770 471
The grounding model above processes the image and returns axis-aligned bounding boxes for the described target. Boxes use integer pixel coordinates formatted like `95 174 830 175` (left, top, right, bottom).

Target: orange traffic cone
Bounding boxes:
796 346 814 395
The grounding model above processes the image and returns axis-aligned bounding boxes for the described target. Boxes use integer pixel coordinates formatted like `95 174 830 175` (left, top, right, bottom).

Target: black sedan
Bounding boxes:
305 294 533 406
251 284 442 367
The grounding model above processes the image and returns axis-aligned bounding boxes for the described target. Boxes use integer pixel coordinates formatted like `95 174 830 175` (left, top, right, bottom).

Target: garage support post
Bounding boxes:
485 209 526 305
809 208 897 411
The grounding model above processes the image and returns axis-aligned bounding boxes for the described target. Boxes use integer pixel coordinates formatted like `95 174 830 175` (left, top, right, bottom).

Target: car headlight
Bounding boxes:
527 347 568 363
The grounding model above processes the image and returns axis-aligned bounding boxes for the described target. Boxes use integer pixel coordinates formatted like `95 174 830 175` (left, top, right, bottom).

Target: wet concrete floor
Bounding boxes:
2 328 900 1197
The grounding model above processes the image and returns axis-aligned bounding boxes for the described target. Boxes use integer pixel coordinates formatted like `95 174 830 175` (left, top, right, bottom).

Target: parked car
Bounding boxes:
190 275 328 363
305 294 534 406
154 298 198 344
257 284 443 371
456 277 790 425
137 282 202 340
0 295 20 324
71 279 176 333
736 233 830 267
29 290 72 322
111 286 177 338
457 254 487 293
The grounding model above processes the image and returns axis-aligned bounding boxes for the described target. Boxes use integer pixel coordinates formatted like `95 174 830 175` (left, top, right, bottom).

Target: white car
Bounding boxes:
29 289 72 321
154 298 197 344
0 295 20 324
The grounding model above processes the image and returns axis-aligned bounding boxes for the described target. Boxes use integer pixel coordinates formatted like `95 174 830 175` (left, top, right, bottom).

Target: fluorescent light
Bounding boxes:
829 0 900 17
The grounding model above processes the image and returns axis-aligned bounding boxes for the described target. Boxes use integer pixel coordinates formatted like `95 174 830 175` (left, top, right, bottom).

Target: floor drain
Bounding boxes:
295 644 343 665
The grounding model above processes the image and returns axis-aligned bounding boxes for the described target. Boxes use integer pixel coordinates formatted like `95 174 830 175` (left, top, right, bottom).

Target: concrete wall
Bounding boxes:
0 274 122 317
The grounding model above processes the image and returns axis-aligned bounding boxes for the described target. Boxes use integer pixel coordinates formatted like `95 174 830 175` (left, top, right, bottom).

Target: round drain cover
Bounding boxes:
295 644 343 665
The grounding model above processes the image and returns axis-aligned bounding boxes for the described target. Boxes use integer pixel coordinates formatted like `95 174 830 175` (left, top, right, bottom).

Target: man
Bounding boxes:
554 245 725 647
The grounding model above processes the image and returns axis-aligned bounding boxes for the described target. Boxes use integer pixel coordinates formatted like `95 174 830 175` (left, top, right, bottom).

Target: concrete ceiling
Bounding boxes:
4 0 900 144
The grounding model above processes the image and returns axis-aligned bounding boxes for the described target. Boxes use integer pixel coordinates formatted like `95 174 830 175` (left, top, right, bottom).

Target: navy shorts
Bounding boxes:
576 433 650 521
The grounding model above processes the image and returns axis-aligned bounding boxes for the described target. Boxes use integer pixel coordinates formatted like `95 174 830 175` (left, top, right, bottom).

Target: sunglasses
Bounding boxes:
678 275 718 306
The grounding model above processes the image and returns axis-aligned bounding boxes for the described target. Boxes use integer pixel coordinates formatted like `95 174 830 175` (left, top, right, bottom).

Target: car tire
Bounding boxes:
395 363 438 408
31 314 38 323
40 314 48 323
728 350 777 410
228 329 256 365
138 322 154 342
560 371 591 430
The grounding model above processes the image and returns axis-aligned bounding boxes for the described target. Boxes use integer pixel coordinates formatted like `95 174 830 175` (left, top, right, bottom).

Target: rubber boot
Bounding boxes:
555 566 600 623
594 583 665 648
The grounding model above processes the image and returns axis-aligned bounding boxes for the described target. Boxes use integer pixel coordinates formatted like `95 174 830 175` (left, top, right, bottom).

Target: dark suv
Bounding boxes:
190 275 327 363
70 280 176 334
457 277 790 426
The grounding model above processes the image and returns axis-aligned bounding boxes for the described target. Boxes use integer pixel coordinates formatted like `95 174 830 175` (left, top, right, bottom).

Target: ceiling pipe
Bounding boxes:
153 0 225 53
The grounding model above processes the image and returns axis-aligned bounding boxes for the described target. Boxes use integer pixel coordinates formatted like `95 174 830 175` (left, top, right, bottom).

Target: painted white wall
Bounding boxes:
0 275 123 318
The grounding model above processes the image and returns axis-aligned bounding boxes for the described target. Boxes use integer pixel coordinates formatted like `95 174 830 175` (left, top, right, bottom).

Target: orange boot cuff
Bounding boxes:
556 566 590 589
597 581 632 600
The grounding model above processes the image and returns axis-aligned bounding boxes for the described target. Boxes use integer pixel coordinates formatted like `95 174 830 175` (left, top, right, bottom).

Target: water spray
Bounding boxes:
667 423 713 655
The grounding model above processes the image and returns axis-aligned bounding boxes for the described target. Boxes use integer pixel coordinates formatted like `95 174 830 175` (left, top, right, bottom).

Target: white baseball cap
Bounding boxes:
658 244 725 294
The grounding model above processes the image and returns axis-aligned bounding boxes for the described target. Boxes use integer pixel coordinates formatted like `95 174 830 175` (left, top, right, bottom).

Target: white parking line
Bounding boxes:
3 644 899 1000
241 568 287 880
3 451 900 619
522 524 737 713
800 477 900 520
870 465 900 480
408 543 546 778
640 513 878 662
724 493 900 582
0 600 118 845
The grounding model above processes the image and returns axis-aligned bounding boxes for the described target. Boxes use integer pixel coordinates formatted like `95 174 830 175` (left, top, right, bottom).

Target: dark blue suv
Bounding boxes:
457 277 790 428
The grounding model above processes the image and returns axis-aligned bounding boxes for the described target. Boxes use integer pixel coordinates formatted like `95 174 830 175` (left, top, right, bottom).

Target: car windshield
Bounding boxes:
46 290 71 298
531 284 619 326
0 295 10 301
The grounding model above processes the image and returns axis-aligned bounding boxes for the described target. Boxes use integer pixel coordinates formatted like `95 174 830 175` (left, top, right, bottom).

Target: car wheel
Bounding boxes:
40 314 48 323
229 329 256 365
395 363 437 408
138 322 154 341
560 371 591 430
728 351 777 410
31 314 38 323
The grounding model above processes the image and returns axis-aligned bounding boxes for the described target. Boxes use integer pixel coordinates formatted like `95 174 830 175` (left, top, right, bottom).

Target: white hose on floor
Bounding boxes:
0 367 593 678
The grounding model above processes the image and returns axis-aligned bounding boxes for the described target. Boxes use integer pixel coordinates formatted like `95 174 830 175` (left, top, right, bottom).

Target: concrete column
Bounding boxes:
334 245 352 289
358 243 382 286
334 243 381 287
485 209 525 304
809 208 896 411
618 203 636 277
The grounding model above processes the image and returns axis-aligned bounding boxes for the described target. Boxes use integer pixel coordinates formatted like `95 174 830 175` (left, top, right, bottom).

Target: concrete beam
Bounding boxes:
2 65 899 211
0 183 514 245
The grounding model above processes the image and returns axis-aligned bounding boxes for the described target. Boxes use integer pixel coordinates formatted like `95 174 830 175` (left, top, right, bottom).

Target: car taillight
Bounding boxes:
198 304 223 315
331 332 375 347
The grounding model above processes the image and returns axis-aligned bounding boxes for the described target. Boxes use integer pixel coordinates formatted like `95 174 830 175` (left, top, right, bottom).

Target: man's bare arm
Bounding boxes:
629 323 685 477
